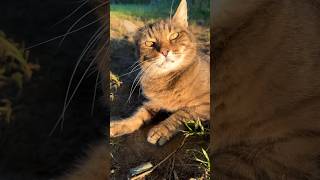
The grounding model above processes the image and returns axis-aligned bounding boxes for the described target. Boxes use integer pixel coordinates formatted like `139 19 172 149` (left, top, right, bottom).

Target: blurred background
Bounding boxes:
111 0 210 22
0 0 106 179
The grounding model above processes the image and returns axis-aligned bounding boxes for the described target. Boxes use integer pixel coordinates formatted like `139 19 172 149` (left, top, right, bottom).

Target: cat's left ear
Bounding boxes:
172 0 188 28
123 20 140 34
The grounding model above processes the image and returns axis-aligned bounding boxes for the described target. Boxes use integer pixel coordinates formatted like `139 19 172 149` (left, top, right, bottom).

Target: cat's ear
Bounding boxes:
122 20 139 34
172 0 188 28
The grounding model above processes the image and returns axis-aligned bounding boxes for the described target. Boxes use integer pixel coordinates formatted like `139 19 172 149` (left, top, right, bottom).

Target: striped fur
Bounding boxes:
110 0 210 146
212 0 320 179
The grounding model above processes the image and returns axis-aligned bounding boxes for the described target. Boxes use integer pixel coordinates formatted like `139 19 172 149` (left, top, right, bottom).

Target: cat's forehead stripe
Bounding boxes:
144 21 174 39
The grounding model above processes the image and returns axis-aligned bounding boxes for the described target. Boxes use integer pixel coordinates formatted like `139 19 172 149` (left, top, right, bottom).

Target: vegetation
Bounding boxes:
183 119 210 179
110 71 122 101
0 31 39 122
111 0 210 22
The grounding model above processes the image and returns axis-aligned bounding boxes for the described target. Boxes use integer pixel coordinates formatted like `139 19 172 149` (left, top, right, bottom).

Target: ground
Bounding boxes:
110 8 210 179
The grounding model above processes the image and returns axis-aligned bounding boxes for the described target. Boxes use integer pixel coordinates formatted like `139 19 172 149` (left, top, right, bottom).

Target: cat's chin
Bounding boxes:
152 62 181 75
151 55 186 75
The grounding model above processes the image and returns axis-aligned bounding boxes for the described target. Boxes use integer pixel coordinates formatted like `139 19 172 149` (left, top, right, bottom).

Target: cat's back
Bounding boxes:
213 0 320 179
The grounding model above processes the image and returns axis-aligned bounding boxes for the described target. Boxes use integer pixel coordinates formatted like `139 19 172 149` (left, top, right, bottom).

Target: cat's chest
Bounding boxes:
142 82 191 111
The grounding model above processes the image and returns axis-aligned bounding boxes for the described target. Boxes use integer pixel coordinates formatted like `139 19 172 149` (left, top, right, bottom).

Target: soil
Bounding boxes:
0 1 105 179
110 15 210 179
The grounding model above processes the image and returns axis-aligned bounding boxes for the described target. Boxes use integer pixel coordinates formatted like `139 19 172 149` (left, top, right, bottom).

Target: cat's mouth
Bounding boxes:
156 53 177 67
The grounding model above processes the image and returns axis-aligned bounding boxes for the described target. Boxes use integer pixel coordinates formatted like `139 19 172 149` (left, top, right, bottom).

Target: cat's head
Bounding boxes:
134 0 197 76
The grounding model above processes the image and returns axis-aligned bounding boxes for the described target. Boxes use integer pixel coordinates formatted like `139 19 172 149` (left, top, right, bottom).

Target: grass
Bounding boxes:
110 71 122 101
111 1 210 23
193 148 210 179
183 119 210 179
183 118 209 137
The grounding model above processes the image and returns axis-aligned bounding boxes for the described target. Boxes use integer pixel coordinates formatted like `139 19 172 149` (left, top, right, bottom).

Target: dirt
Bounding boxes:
110 15 210 179
0 1 105 179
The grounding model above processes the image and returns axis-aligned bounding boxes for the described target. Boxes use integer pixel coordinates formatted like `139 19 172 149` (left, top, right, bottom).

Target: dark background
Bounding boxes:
0 0 106 179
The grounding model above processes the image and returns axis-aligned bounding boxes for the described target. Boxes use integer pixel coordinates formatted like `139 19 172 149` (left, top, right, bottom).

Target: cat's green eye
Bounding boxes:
145 41 155 47
169 32 179 40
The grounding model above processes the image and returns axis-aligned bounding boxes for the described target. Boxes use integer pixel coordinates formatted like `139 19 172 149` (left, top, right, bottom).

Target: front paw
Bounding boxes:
110 119 136 137
147 124 178 146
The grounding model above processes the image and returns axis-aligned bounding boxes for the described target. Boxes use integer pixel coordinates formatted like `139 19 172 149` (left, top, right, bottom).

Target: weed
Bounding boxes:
183 119 210 178
110 71 122 101
183 118 209 137
0 31 39 122
193 148 210 179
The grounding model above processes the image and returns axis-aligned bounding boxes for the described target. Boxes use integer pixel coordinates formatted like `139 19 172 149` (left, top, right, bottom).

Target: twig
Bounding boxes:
130 136 188 180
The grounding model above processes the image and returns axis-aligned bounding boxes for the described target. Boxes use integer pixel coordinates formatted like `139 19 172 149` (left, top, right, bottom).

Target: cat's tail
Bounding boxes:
59 141 108 180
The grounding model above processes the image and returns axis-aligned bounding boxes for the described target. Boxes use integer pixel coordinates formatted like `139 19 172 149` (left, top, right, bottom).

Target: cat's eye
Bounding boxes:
169 32 179 40
145 41 155 47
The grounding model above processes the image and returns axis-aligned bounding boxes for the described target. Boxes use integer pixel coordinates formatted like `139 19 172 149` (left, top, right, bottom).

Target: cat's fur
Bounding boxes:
212 0 320 179
61 1 209 179
60 142 108 180
110 0 210 146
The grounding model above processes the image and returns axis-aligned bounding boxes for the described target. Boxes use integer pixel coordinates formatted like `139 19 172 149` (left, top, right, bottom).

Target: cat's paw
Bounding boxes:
110 120 136 137
147 124 176 146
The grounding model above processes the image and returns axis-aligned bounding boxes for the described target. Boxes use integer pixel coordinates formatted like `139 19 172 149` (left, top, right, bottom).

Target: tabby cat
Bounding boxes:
110 0 210 146
61 0 209 179
212 0 320 179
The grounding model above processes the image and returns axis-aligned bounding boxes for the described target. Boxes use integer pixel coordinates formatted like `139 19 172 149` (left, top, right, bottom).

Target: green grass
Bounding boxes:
110 71 122 101
183 118 209 137
111 1 210 23
183 119 210 178
193 148 210 179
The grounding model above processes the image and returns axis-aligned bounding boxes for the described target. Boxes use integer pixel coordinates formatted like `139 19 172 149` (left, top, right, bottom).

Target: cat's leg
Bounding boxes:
147 106 209 146
110 102 160 137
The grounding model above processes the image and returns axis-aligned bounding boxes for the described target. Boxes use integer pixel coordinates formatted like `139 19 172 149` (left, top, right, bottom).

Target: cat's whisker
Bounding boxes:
117 60 145 78
90 71 100 116
60 25 105 121
128 62 142 71
59 41 107 132
58 1 107 47
136 63 158 97
127 70 145 103
50 30 106 136
119 67 141 78
86 67 98 78
26 16 104 50
128 60 140 70
50 0 89 28
127 62 155 103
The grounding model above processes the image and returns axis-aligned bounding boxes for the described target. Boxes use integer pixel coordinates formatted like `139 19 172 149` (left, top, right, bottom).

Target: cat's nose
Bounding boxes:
161 49 169 57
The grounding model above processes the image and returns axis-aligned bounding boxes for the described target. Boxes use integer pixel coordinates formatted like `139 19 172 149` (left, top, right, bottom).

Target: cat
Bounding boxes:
109 0 210 146
61 1 209 179
212 0 320 179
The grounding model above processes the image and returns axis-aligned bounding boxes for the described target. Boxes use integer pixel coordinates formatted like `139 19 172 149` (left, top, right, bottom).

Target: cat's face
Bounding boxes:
134 0 196 76
136 21 196 75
